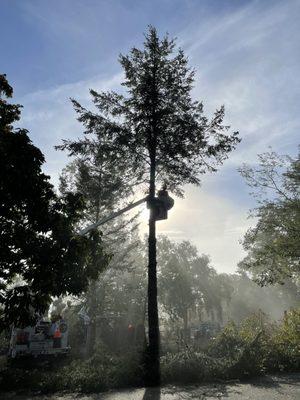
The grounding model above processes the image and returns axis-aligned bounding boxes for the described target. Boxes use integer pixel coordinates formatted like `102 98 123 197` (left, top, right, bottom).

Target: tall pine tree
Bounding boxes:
58 27 240 384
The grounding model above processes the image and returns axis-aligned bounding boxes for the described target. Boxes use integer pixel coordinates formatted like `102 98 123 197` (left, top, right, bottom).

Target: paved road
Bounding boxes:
2 373 299 399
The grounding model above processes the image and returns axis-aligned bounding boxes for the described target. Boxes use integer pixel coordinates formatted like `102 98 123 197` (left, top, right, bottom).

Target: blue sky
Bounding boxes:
1 0 299 272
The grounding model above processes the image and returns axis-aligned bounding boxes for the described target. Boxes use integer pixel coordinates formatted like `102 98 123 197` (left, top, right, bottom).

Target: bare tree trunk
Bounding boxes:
146 157 160 386
87 205 100 357
183 309 189 342
86 279 97 356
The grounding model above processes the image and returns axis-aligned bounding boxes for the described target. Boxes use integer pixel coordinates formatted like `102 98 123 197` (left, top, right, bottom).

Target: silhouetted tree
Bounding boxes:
58 151 139 355
58 27 240 384
239 150 300 285
0 74 109 327
158 237 233 334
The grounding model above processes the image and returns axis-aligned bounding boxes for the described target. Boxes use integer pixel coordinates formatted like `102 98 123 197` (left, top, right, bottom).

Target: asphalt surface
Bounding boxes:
1 373 299 399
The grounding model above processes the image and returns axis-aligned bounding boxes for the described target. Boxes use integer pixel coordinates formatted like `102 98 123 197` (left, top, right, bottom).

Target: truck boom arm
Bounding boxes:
78 196 148 236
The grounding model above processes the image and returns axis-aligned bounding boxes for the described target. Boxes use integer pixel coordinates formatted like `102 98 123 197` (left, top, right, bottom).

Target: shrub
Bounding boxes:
0 353 141 393
161 347 230 384
60 360 107 393
0 331 9 355
209 311 276 378
0 310 298 393
268 308 300 372
208 321 242 359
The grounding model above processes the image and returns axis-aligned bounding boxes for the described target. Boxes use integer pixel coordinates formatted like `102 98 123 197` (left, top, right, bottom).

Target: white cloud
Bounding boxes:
18 72 123 185
181 0 300 165
14 0 299 273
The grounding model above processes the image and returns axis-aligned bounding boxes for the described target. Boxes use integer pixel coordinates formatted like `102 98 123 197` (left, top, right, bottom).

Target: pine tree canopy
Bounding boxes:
58 27 240 196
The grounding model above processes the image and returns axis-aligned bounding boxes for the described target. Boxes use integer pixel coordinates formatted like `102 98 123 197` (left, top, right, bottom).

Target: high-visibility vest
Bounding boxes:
54 328 61 338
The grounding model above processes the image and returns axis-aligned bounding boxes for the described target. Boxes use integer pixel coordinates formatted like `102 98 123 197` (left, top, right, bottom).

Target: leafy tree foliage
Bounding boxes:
58 145 135 221
59 159 139 262
239 150 300 285
87 236 147 330
0 74 108 327
272 308 300 370
58 145 140 355
157 236 233 331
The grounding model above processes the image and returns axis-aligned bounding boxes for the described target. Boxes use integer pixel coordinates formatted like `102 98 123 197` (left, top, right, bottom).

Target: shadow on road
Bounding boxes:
2 374 299 400
143 387 161 400
142 376 300 399
248 373 300 389
159 382 240 399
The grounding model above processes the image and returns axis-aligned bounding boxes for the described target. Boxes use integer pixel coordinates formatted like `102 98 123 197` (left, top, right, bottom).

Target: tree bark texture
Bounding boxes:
86 279 97 357
146 157 161 385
